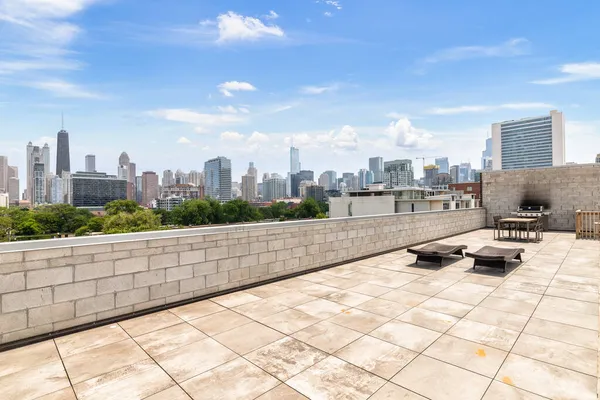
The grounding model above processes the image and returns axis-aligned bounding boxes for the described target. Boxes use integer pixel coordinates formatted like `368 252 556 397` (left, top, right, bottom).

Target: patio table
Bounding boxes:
496 217 538 242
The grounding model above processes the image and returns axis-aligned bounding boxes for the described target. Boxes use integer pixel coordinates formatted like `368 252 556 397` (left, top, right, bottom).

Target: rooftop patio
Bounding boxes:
1 229 598 400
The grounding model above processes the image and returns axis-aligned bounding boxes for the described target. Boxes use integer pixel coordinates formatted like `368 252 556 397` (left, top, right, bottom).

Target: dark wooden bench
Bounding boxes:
407 243 467 267
465 246 525 273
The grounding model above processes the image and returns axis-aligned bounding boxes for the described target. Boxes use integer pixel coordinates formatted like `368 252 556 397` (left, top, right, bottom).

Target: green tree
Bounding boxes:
317 201 329 214
33 210 61 234
170 200 212 226
102 209 161 234
17 218 43 236
222 199 261 223
258 206 273 220
87 217 104 232
104 200 142 215
205 197 224 224
316 212 327 219
0 215 12 241
295 198 321 219
152 209 171 225
269 202 288 219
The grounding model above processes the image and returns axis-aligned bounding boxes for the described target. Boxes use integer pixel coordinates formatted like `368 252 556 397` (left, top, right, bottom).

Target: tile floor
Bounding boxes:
1 229 599 400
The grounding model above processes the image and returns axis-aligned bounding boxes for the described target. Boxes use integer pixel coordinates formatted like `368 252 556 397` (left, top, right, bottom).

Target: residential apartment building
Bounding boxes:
204 156 232 201
383 159 414 187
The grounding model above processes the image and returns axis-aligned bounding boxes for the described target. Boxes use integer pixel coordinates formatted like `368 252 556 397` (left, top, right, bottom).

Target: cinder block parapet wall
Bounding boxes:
0 208 485 345
482 163 600 231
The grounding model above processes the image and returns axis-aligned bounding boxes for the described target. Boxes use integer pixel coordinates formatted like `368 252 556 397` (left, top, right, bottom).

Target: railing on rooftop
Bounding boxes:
575 210 600 239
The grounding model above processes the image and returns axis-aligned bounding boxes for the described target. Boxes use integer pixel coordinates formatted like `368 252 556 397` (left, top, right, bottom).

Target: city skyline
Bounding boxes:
1 1 600 182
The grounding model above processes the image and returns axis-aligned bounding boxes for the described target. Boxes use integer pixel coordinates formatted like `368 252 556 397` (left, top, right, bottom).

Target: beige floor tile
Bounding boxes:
550 274 599 293
348 282 393 297
539 295 598 315
391 355 491 400
397 307 459 333
259 309 321 335
233 297 289 320
212 291 262 308
246 337 328 380
324 290 374 307
401 277 456 297
370 320 441 352
506 274 551 286
188 309 252 336
488 287 542 305
213 321 285 354
55 324 129 359
0 360 70 400
268 290 317 307
366 272 420 288
424 335 507 378
370 382 427 399
482 381 546 400
356 298 410 318
397 266 435 276
154 337 237 382
335 335 417 379
533 303 598 330
322 277 361 290
63 338 148 384
256 384 308 399
465 306 529 331
478 297 537 317
380 289 430 307
328 308 391 333
36 387 77 400
447 319 519 351
73 359 173 400
498 281 547 295
0 340 61 378
417 297 474 317
496 354 597 400
169 300 225 321
545 287 598 303
299 283 341 297
287 355 385 400
294 298 347 319
524 317 597 350
296 273 332 284
320 267 356 277
134 322 207 357
275 277 316 289
181 357 279 400
292 321 363 353
119 311 183 337
461 274 505 287
513 266 557 280
245 283 291 298
436 282 495 305
145 385 191 400
512 333 597 376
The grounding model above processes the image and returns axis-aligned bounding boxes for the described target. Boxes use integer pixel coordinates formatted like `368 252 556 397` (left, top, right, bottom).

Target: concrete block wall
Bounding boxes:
482 164 600 230
0 208 485 344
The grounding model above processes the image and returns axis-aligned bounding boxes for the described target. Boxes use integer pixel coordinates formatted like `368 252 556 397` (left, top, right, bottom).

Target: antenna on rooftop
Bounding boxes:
61 112 64 130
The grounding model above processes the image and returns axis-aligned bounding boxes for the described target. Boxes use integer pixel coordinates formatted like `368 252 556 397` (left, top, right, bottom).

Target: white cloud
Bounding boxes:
300 84 339 95
428 102 554 115
217 105 239 114
0 59 82 75
324 12 333 17
27 80 105 99
386 112 410 119
386 118 436 149
271 104 294 113
532 62 600 85
149 109 245 126
283 125 359 153
422 38 530 65
330 125 358 150
218 81 257 97
264 10 279 20
215 11 284 42
238 107 250 114
325 0 343 9
247 131 269 144
220 131 245 141
176 136 192 144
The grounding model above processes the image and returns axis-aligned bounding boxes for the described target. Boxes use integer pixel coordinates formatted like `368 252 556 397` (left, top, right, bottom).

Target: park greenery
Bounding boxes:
0 198 328 241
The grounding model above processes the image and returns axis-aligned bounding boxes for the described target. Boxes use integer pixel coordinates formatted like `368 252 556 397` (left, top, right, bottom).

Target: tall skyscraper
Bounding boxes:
141 171 159 206
492 110 565 170
42 143 50 175
189 170 202 186
459 162 472 183
85 154 96 173
162 170 175 187
118 151 130 167
290 170 314 197
135 176 143 204
424 165 439 187
287 146 301 197
56 129 70 177
204 156 232 201
241 174 257 201
247 162 258 197
434 157 449 174
450 165 459 184
369 157 383 183
383 159 414 187
262 173 286 202
50 175 63 204
318 172 330 189
323 170 337 190
127 162 136 201
358 169 368 189
26 143 46 204
481 137 492 170
70 172 127 207
8 177 19 203
0 156 8 193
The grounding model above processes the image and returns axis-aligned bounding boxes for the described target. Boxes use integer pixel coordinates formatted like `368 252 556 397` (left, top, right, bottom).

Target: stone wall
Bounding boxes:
0 208 485 345
482 164 600 230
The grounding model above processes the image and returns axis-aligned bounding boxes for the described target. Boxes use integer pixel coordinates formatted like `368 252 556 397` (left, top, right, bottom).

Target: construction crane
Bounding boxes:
416 156 445 173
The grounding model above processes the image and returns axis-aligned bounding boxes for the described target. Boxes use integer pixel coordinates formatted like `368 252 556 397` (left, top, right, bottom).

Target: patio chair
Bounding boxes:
493 215 502 239
407 243 467 267
465 246 524 273
534 217 544 242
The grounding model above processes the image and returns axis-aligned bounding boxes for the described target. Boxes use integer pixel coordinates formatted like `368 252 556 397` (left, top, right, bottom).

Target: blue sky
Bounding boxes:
1 0 600 183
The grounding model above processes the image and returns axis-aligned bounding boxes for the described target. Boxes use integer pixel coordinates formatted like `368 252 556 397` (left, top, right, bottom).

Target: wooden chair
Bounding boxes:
534 217 544 242
493 215 502 239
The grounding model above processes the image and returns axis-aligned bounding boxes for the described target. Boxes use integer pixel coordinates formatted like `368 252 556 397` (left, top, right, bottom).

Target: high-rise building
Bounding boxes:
85 154 96 173
481 137 492 170
162 170 175 187
26 144 46 204
596 154 600 163
435 157 449 174
450 165 459 184
304 184 325 203
50 175 63 204
42 143 50 175
56 129 70 177
287 146 301 197
8 177 19 203
351 175 359 191
117 165 128 181
135 176 143 204
342 173 354 189
423 165 439 187
70 171 127 207
61 171 72 204
118 151 130 167
369 157 383 183
247 162 258 197
291 170 314 197
204 156 232 201
141 171 159 206
175 169 189 184
0 156 8 193
492 110 565 170
33 162 45 205
262 173 286 202
189 170 202 187
318 172 330 189
323 171 337 190
358 169 369 189
127 162 136 201
366 170 374 186
241 174 257 201
383 159 414 187
459 163 472 183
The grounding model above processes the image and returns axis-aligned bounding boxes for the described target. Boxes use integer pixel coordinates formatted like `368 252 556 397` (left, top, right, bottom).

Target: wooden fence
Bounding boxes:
575 210 600 239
